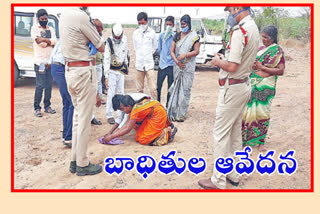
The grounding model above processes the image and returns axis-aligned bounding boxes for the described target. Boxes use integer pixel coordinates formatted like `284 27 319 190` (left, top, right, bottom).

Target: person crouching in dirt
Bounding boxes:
102 94 177 146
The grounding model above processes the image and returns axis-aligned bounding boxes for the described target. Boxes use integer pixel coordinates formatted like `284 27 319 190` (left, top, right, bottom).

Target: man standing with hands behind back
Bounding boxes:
198 6 259 189
60 7 105 176
132 12 158 100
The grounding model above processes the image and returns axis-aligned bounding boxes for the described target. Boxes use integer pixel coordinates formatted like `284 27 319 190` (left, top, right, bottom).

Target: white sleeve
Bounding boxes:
152 31 158 54
103 41 111 78
132 31 137 52
118 113 129 129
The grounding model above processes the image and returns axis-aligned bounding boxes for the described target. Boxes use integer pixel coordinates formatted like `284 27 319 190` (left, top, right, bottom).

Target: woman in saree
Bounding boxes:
167 14 200 122
242 25 285 150
103 95 177 146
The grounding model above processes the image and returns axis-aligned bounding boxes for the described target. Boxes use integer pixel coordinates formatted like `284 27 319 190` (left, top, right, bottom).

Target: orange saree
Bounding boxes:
130 99 170 146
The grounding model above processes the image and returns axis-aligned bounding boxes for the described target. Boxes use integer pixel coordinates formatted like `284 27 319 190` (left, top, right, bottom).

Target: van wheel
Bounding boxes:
14 63 19 87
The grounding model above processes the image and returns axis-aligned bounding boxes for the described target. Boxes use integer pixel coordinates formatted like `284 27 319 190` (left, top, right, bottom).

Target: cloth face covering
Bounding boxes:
163 25 173 41
39 20 48 28
139 24 148 32
181 26 189 33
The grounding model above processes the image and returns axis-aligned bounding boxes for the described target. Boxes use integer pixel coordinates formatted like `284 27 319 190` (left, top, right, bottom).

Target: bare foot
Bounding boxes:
258 144 267 152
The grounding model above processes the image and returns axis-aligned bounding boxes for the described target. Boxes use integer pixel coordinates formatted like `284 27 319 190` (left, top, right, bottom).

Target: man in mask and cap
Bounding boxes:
198 6 259 189
157 16 175 107
132 12 158 100
104 23 129 125
31 8 57 117
59 7 105 176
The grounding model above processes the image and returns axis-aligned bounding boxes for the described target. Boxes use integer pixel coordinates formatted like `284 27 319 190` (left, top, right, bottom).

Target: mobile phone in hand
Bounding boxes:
40 30 51 39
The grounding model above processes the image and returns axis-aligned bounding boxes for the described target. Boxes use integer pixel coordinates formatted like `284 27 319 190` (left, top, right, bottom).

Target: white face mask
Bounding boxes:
139 24 148 32
113 37 121 44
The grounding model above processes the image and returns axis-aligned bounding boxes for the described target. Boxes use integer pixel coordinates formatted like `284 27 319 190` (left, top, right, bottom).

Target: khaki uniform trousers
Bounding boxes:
211 81 251 189
65 63 97 167
136 69 158 100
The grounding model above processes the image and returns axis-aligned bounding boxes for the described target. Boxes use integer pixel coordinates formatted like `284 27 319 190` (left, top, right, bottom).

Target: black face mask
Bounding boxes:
39 20 48 28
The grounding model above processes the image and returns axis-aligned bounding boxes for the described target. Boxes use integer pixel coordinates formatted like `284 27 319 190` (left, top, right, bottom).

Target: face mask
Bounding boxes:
181 26 189 33
227 14 237 28
113 37 121 44
232 8 250 19
139 24 148 32
39 20 48 28
163 26 173 41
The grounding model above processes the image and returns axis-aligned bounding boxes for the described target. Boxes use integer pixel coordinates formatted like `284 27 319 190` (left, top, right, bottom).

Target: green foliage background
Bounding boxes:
203 7 311 41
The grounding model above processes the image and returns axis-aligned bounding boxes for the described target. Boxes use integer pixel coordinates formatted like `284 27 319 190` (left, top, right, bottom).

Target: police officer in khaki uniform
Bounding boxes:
59 7 105 176
198 6 259 189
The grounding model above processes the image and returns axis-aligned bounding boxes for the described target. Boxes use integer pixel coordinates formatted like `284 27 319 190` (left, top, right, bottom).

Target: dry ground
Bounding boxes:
14 28 311 189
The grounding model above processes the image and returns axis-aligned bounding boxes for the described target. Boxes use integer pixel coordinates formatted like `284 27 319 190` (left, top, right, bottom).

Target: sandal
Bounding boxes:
169 127 178 142
34 109 42 117
107 118 115 125
44 107 56 114
63 140 72 148
91 118 102 125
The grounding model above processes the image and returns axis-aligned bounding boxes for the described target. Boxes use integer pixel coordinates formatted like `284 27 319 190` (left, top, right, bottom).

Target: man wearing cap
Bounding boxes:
104 23 129 125
31 9 57 117
59 7 105 176
132 12 158 100
198 6 259 189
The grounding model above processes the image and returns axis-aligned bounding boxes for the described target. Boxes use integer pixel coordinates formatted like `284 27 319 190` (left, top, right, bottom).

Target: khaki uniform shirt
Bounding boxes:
219 15 259 80
59 8 104 62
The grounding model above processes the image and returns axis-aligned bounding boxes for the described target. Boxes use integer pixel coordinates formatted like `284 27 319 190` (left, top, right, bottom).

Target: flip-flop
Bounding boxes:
34 109 42 117
107 118 115 125
98 136 124 145
44 107 56 114
169 127 178 142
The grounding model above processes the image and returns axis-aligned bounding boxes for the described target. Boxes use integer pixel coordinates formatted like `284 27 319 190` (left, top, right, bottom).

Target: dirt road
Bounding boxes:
13 29 311 189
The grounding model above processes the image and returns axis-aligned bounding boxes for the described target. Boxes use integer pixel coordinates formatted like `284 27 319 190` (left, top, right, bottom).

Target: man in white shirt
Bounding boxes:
104 23 129 125
132 12 158 100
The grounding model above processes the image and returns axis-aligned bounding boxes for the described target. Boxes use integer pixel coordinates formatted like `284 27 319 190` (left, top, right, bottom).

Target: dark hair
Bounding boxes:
36 9 48 19
112 95 123 111
137 12 148 22
262 25 278 44
242 7 251 10
165 16 174 24
120 95 135 108
180 14 191 30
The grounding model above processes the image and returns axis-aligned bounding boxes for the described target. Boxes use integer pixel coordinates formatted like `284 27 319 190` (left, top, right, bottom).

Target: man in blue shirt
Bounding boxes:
157 16 175 107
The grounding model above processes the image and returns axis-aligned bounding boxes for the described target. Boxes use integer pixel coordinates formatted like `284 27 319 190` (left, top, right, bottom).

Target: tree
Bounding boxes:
298 7 311 21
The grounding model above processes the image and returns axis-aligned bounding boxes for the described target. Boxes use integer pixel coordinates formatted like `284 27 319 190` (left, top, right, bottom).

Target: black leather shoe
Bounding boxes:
76 163 102 176
91 118 102 125
227 177 239 186
69 161 76 173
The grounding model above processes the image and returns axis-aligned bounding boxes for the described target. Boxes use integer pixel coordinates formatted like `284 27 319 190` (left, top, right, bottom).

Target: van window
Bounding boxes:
148 18 162 33
191 20 202 32
14 13 59 38
15 15 33 36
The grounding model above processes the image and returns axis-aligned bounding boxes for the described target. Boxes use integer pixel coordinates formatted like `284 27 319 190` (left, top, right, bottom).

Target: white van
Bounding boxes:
13 11 59 86
148 16 223 67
